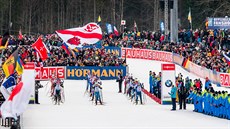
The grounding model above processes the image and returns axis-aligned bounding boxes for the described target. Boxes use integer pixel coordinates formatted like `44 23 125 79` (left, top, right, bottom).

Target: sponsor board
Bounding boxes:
66 66 126 80
161 64 175 104
220 73 230 87
122 48 173 62
35 67 65 80
208 17 230 29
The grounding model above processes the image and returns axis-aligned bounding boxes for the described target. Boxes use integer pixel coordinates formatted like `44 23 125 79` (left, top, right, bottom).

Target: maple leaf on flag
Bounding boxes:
67 37 81 46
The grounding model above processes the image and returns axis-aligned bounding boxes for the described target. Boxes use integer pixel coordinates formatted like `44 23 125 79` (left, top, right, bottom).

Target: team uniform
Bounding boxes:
53 78 63 105
86 73 91 92
50 72 56 96
135 82 143 105
93 79 103 105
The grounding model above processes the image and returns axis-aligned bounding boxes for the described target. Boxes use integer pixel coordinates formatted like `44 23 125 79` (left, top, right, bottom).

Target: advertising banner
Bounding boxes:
35 67 65 80
66 66 126 80
122 48 173 62
219 73 230 87
79 46 121 57
104 47 121 57
161 64 176 104
208 17 230 29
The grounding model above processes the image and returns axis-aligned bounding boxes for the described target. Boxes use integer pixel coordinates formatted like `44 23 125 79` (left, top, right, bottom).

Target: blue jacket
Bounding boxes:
205 80 211 89
169 86 177 98
149 75 153 85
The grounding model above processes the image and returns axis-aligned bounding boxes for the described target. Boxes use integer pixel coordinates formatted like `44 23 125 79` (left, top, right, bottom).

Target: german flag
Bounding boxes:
2 49 24 78
182 58 189 68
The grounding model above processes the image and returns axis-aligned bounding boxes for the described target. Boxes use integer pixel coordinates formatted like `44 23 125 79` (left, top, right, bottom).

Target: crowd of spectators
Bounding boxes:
104 29 230 73
0 28 229 73
1 45 125 67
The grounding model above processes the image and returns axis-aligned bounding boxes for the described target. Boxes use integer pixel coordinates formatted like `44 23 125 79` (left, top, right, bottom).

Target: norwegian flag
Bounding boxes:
114 26 119 36
31 37 50 61
56 22 102 49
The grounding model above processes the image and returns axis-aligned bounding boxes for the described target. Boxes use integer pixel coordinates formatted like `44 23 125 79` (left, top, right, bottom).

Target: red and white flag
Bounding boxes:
56 22 102 49
114 26 119 36
32 37 49 61
0 74 33 119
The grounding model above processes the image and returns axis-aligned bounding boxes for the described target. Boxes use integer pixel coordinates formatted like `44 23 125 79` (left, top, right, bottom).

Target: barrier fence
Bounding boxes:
171 53 225 87
34 66 127 80
121 47 230 87
33 47 227 87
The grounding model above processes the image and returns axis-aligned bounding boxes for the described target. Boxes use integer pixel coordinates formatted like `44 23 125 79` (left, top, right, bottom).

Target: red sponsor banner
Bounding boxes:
122 48 173 62
57 67 65 78
162 64 175 71
220 73 230 87
35 67 65 80
24 62 35 70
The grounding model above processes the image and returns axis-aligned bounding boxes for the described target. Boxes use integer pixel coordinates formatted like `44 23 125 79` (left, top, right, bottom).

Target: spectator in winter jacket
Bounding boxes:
169 85 177 111
178 80 188 110
149 71 153 94
204 77 211 89
117 72 123 93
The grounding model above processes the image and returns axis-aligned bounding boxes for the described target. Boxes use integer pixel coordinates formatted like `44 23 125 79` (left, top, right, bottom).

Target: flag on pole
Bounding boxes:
2 49 23 78
113 26 119 36
31 37 50 61
97 15 101 25
188 8 192 23
56 22 102 49
134 21 137 32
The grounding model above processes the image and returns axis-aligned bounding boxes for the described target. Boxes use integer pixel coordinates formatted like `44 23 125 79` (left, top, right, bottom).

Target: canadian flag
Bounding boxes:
31 37 49 61
114 26 119 36
56 22 102 49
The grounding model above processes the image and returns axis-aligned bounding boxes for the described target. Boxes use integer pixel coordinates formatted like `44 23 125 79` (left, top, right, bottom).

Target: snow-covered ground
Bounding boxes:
22 80 230 129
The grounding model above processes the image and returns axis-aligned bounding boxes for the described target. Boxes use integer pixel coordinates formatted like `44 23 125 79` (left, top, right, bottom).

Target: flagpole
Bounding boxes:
190 7 192 30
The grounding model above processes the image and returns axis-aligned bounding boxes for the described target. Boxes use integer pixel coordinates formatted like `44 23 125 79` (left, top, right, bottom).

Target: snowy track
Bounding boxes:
22 80 230 129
